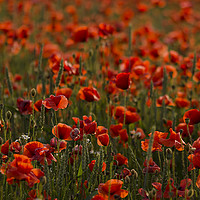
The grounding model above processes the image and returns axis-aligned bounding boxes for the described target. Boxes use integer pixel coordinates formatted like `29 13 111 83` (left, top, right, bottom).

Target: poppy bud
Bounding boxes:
149 188 157 199
0 137 3 145
6 111 12 120
40 176 47 186
188 189 194 198
125 176 130 183
89 49 93 57
131 169 138 179
166 148 172 160
31 88 37 98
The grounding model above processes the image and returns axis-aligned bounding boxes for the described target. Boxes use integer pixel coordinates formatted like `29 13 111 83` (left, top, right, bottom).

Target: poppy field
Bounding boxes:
1 0 200 199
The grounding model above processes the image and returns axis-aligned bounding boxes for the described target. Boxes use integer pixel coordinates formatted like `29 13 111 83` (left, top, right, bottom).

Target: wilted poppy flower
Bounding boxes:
131 128 146 139
114 153 128 166
77 87 100 102
89 160 106 172
23 141 57 165
143 158 160 173
42 95 68 111
0 154 44 187
115 73 130 90
50 137 67 152
52 123 72 140
183 109 200 125
17 98 32 115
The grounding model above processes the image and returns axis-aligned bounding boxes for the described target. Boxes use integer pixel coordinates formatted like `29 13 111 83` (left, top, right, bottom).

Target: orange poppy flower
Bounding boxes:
141 131 168 152
183 109 200 125
175 98 190 108
88 160 106 172
23 141 57 165
55 87 73 99
52 123 72 140
42 95 68 111
98 179 128 200
17 98 33 115
118 110 141 124
0 154 44 187
115 73 130 90
77 87 100 102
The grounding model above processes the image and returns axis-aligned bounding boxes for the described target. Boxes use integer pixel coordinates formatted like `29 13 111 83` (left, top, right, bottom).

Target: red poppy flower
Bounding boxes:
97 133 109 146
143 158 160 173
1 140 9 155
115 73 130 90
72 116 97 139
17 98 33 115
188 138 200 171
0 154 44 187
89 160 106 172
42 95 68 111
183 109 200 125
118 110 141 124
77 87 100 102
23 141 57 165
119 129 129 143
176 123 194 137
34 99 43 112
52 123 72 140
164 178 177 199
110 124 123 138
114 153 128 166
72 26 88 43
156 95 174 107
91 195 105 200
159 128 185 151
98 23 115 37
98 179 128 199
